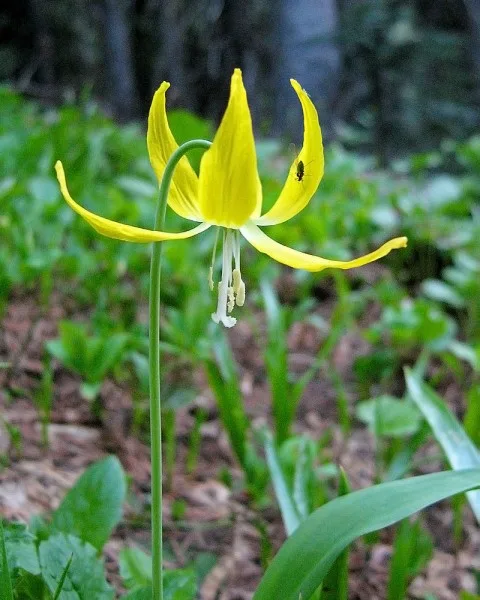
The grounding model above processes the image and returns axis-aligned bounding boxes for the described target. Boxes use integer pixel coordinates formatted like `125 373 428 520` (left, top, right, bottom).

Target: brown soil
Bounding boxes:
0 285 478 599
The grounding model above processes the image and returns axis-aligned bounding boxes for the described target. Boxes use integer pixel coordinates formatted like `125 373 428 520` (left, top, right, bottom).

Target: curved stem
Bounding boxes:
149 139 211 600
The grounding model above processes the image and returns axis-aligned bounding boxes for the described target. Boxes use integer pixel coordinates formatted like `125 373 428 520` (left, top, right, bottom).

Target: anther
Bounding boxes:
232 268 245 306
236 280 245 306
227 286 235 313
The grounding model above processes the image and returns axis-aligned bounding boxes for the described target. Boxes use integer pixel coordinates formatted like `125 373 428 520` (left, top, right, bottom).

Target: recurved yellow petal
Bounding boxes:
241 221 407 272
55 161 210 242
147 82 201 221
198 69 261 228
255 79 324 226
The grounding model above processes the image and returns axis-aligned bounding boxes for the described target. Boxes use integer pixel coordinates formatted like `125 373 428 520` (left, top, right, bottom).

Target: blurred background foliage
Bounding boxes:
1 0 480 161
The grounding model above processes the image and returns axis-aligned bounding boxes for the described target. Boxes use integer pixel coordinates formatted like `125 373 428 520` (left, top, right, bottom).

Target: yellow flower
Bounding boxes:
55 69 407 327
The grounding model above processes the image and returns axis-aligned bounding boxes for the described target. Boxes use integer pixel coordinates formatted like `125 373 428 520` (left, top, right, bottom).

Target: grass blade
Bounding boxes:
262 281 291 443
464 383 480 446
52 553 73 600
263 431 301 536
204 334 248 468
405 368 480 522
253 469 480 600
386 519 433 600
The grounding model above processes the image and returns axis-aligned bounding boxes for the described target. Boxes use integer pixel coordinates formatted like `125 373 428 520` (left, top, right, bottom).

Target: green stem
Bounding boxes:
149 139 211 600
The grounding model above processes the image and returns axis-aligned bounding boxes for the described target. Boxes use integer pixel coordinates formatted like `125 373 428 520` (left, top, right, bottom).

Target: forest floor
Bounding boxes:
1 282 479 600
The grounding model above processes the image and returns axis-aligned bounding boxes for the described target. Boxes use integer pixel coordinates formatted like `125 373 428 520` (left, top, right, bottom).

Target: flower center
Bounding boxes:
210 228 245 328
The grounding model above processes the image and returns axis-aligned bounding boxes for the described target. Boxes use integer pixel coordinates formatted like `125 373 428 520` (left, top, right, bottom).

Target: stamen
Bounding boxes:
233 231 246 307
210 230 246 327
211 229 236 328
208 227 220 291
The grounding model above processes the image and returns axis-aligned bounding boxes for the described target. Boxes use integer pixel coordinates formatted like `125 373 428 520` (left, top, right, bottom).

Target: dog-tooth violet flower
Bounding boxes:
55 69 407 328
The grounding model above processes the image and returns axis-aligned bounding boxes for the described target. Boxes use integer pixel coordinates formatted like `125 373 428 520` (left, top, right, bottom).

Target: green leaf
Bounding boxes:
163 569 196 600
79 381 102 401
263 431 301 535
262 281 291 443
39 533 114 600
57 321 89 375
52 456 126 550
121 568 196 600
421 279 465 308
321 469 351 600
387 519 433 600
204 333 248 469
292 438 316 521
446 340 480 371
119 547 152 589
27 176 59 205
87 333 128 382
11 571 44 599
405 369 480 522
253 469 480 600
2 522 40 577
465 384 480 446
356 395 422 437
0 520 14 600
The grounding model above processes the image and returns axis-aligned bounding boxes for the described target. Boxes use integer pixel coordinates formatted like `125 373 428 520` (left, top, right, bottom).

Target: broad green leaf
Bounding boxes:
119 547 152 589
163 569 196 600
0 520 13 600
2 522 40 577
87 333 128 382
253 469 480 600
121 569 196 600
52 456 126 550
39 533 114 600
405 369 480 522
321 469 351 600
356 395 422 437
10 571 43 600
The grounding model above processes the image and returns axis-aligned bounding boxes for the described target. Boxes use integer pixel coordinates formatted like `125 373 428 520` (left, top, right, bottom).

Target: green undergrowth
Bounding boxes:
1 87 480 598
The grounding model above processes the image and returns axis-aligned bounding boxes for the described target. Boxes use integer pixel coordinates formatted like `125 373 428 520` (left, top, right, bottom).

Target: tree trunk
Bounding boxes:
273 0 341 139
151 0 191 110
103 0 138 121
463 0 480 90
